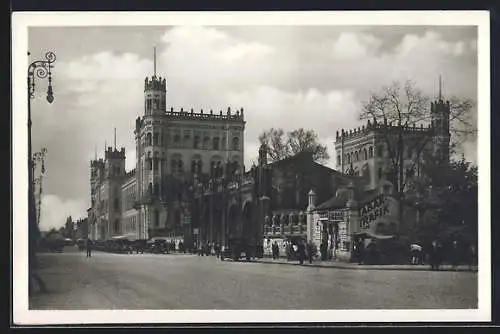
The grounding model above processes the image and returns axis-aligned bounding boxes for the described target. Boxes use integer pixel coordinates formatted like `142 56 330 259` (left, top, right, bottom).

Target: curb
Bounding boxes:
250 259 478 272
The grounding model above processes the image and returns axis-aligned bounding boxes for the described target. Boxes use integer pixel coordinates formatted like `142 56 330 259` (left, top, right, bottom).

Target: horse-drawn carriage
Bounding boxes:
220 237 263 261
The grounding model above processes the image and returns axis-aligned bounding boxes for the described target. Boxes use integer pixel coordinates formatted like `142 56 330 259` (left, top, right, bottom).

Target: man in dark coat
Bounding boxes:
306 241 314 264
86 239 93 258
298 240 306 265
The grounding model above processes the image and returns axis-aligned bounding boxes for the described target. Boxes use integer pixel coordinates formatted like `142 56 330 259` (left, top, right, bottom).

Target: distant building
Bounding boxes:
334 97 451 190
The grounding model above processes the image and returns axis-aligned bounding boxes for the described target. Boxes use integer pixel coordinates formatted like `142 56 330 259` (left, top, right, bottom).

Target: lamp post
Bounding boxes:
28 51 56 295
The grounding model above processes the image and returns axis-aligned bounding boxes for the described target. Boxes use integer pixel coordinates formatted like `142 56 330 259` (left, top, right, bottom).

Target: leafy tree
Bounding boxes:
258 128 329 163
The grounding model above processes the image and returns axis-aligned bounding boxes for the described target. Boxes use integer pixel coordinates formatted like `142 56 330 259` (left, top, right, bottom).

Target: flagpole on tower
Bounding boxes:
114 127 117 150
154 46 156 77
438 75 442 101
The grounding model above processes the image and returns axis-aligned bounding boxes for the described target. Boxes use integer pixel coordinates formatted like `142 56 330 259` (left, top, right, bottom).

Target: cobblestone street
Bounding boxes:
29 248 478 310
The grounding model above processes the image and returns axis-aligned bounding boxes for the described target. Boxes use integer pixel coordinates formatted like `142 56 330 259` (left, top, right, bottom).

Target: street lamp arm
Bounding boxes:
28 52 56 100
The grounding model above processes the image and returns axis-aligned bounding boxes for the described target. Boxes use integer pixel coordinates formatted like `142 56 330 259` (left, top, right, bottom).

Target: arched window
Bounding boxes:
148 182 153 195
146 133 152 146
203 136 210 149
363 148 368 160
153 182 159 197
193 136 200 149
232 137 240 150
153 133 159 146
368 146 374 158
216 161 222 177
191 160 196 173
171 160 177 174
178 160 184 173
210 161 215 177
213 137 220 150
147 158 152 170
355 152 359 162
337 155 341 166
347 154 351 164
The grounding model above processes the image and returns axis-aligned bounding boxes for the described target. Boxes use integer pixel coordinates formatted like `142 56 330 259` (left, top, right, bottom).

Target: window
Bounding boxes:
368 146 374 158
147 158 152 170
153 182 159 197
148 182 153 195
337 155 341 166
146 133 152 146
213 137 220 150
184 134 191 147
153 133 159 146
191 160 196 173
355 152 359 162
114 198 119 212
154 158 159 171
178 160 184 173
203 136 210 149
173 134 181 144
221 137 227 150
114 219 120 233
363 149 368 160
194 136 200 149
232 137 240 150
347 154 351 164
378 168 383 180
171 159 177 173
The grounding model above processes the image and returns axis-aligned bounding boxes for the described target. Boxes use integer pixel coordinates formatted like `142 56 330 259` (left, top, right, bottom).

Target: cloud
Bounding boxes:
29 26 478 228
39 195 87 231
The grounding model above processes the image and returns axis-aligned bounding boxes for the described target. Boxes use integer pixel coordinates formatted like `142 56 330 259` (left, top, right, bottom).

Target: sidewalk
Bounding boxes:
251 257 478 272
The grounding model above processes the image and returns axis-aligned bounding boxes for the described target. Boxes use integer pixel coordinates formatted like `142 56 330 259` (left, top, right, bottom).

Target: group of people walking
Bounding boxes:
271 240 315 265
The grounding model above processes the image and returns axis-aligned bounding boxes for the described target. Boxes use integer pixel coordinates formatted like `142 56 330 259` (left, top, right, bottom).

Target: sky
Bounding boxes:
27 25 478 231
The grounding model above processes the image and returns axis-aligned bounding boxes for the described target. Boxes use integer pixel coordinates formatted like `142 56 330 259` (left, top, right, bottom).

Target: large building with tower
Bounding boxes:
88 66 245 241
87 57 451 263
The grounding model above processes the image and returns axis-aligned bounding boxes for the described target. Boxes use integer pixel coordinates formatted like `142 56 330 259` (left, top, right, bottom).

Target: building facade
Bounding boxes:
334 97 451 191
88 70 245 241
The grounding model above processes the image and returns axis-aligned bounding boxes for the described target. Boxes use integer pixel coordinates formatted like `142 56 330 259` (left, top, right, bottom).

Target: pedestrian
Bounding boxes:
86 239 93 258
468 243 477 271
306 241 314 264
451 240 459 269
430 240 440 270
298 240 306 265
215 243 220 258
357 238 365 265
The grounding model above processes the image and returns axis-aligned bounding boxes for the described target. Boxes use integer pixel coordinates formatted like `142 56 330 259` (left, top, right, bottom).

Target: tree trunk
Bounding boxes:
398 131 404 234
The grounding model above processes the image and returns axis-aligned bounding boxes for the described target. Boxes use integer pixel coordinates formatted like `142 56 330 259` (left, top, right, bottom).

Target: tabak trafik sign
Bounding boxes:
358 194 390 229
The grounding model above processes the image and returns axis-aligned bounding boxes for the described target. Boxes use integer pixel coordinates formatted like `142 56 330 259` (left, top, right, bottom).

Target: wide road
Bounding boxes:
29 248 477 310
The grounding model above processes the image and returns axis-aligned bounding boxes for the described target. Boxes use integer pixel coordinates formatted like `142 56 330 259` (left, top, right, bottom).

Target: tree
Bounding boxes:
360 79 476 228
411 155 478 244
258 128 329 163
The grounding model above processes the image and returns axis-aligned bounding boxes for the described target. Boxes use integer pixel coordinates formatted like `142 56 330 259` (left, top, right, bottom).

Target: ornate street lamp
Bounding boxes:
27 51 56 295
